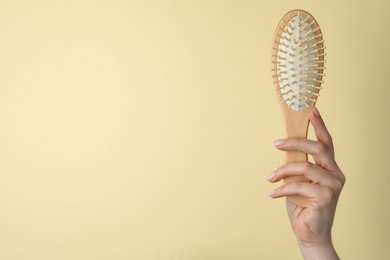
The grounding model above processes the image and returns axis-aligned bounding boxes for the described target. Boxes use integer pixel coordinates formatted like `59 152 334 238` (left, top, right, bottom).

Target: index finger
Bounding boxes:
310 107 333 147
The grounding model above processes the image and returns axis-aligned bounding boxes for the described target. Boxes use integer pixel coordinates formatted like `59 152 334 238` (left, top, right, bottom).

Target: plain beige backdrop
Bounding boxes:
0 0 389 259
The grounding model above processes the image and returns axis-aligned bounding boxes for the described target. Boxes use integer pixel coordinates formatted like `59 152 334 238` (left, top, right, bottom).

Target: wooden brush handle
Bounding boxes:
283 109 311 207
285 147 308 181
284 153 310 207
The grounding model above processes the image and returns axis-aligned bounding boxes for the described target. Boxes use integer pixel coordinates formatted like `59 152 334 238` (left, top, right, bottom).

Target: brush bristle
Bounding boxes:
272 12 326 112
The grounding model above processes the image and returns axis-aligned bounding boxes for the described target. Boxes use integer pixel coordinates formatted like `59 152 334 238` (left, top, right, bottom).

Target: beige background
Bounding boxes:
0 0 389 259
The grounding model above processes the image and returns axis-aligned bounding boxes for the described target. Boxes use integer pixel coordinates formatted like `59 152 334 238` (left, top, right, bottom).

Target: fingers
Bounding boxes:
309 107 333 148
269 182 336 206
267 162 344 189
273 107 336 169
273 138 319 155
268 107 345 213
274 137 335 169
269 182 317 199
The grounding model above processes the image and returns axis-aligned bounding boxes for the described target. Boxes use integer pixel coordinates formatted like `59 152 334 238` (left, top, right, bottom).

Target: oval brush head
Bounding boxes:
271 10 326 207
272 9 325 111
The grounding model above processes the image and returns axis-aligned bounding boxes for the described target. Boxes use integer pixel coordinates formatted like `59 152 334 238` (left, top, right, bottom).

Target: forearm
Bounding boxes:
299 241 340 260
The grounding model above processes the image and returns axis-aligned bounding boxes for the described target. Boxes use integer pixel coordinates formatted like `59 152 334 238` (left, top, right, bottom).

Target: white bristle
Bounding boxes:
274 14 325 112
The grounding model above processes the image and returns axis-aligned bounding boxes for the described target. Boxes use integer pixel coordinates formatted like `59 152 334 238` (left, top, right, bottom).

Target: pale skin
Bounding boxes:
267 107 345 260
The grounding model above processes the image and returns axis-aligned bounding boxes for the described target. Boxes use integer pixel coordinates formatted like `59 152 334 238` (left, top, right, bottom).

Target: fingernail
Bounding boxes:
273 139 285 146
268 189 276 197
312 106 320 117
267 172 275 182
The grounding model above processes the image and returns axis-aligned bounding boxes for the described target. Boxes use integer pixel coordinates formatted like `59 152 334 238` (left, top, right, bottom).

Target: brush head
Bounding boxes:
272 10 326 112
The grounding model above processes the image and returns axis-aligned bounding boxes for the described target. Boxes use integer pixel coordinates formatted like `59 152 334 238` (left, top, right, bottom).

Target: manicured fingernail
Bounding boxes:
268 189 276 197
273 139 285 146
312 106 320 117
267 172 275 182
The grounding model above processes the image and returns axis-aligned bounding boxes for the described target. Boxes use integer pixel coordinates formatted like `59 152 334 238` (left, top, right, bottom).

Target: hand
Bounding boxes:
267 107 345 260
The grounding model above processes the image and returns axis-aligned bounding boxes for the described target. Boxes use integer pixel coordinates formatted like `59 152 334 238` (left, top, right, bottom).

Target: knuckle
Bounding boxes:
275 165 287 178
327 133 333 143
332 179 344 191
340 172 346 186
334 168 346 186
321 187 335 204
289 182 300 192
292 137 300 143
290 137 300 151
302 161 312 172
279 163 288 172
315 142 329 158
278 183 287 194
279 183 288 192
317 142 326 154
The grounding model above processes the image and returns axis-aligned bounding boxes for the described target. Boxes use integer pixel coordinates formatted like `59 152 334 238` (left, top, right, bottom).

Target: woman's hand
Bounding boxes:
267 107 345 260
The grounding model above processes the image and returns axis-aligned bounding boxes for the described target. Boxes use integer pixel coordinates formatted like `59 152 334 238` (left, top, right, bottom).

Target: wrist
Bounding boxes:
298 240 340 260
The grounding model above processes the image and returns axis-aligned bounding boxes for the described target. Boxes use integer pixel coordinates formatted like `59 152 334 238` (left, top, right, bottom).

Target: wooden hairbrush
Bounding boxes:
271 9 326 207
